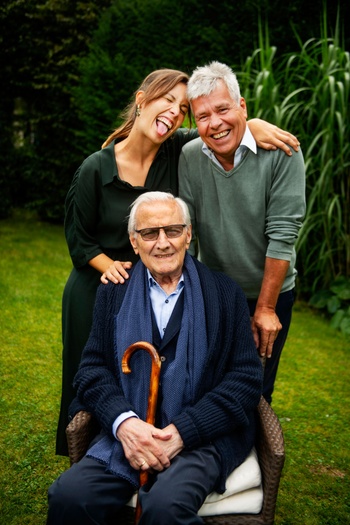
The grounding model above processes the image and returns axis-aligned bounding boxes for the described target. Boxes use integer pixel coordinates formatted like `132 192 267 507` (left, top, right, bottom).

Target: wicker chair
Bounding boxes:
66 396 284 525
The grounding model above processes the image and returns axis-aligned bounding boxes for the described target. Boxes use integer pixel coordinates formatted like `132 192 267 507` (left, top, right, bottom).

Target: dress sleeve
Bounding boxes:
64 154 104 268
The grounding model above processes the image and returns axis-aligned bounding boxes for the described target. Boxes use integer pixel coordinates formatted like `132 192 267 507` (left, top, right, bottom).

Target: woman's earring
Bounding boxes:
136 104 141 117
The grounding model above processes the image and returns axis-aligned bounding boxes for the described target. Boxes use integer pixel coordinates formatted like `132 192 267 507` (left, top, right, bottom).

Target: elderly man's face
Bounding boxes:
129 200 192 284
191 80 247 170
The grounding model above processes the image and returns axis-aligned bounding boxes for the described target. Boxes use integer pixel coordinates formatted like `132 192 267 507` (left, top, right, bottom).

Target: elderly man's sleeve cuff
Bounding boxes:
171 413 202 449
112 411 138 439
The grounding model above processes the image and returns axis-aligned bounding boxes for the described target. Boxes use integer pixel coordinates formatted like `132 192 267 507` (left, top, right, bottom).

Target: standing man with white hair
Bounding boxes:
178 61 306 404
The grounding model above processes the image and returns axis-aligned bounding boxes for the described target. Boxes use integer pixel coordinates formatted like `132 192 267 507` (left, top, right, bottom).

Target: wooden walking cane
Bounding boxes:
122 341 162 525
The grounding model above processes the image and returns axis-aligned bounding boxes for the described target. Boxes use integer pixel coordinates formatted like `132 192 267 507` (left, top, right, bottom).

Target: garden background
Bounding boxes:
0 0 349 523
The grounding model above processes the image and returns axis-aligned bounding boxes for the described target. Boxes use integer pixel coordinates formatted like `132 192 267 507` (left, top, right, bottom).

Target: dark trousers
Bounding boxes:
47 445 221 525
247 289 295 404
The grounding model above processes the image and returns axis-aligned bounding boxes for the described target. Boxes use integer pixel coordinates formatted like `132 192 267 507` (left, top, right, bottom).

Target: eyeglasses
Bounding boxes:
135 224 187 241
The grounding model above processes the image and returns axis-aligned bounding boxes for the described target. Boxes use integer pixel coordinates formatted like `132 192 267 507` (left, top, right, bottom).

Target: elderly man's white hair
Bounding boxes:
187 61 241 104
128 191 191 236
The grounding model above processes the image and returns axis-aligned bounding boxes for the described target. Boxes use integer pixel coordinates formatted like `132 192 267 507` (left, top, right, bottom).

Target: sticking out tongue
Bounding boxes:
156 120 169 136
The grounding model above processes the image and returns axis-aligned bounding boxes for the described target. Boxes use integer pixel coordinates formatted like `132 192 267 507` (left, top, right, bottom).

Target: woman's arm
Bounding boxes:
248 118 300 156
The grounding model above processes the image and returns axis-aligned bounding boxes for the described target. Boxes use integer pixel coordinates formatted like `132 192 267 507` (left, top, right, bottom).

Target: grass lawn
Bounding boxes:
0 211 349 524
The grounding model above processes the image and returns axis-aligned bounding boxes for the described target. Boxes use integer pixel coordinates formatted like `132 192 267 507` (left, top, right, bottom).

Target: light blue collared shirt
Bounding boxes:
112 271 184 438
202 123 257 170
147 269 184 338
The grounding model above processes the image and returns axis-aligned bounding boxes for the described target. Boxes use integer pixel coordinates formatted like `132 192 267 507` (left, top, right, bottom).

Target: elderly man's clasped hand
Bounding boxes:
117 418 184 472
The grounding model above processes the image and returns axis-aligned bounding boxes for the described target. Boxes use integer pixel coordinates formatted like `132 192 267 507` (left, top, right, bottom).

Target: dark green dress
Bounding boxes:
56 129 198 455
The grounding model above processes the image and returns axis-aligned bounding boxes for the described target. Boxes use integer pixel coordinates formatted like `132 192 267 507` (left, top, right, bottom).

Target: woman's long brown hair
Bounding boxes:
102 68 191 148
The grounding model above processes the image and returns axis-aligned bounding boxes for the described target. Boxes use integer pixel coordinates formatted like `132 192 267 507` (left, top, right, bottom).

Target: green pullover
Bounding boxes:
178 137 306 299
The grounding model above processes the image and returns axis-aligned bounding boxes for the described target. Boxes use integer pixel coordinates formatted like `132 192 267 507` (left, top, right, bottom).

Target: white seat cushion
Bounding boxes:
127 447 263 516
199 447 263 516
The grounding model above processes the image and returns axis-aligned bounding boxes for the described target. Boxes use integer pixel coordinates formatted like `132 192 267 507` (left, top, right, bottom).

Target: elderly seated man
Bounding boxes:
47 191 263 525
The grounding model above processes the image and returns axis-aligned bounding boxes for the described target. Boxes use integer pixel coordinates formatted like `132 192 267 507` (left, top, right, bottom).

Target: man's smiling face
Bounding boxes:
129 200 191 284
191 80 247 169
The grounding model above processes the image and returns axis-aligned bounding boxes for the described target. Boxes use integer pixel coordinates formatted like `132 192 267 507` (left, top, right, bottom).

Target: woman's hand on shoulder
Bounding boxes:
248 118 300 156
101 261 133 284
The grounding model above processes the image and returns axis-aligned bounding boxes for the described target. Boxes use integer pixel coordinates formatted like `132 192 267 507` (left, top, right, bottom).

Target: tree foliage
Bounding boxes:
72 0 259 152
72 0 348 154
1 0 347 219
1 0 349 301
0 0 111 220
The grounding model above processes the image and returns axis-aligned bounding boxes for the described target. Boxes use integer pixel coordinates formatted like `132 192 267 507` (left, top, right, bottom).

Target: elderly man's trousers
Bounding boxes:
47 444 221 525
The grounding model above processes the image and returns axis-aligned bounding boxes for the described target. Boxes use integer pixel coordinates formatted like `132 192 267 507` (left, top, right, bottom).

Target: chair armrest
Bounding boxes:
255 396 285 523
66 410 99 465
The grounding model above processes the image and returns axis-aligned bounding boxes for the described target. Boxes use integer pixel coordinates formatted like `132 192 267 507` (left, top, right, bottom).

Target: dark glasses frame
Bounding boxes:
135 224 187 241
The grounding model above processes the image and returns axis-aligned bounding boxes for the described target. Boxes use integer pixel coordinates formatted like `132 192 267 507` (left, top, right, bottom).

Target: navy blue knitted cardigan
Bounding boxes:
73 256 262 493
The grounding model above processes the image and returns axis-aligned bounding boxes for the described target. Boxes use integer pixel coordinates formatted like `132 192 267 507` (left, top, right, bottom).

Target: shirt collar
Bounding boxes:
102 139 168 186
240 124 257 152
202 124 257 168
147 269 184 291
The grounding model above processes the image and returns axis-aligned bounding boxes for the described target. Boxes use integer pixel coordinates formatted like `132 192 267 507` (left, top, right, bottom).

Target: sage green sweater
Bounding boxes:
178 137 306 299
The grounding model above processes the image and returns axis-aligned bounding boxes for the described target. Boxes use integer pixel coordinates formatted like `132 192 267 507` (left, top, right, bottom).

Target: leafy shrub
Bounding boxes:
309 276 350 335
239 9 350 301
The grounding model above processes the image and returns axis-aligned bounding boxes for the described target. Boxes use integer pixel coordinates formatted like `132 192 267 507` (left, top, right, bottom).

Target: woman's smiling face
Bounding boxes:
135 83 189 142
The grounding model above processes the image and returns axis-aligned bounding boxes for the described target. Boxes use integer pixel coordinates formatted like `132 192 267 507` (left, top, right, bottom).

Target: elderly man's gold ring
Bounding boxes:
139 460 146 468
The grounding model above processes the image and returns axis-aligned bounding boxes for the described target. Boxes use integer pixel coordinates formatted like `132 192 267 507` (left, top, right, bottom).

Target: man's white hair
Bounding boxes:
187 61 241 104
128 191 191 236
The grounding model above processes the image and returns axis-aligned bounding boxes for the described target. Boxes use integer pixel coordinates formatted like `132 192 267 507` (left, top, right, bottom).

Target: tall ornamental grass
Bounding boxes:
239 10 350 334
